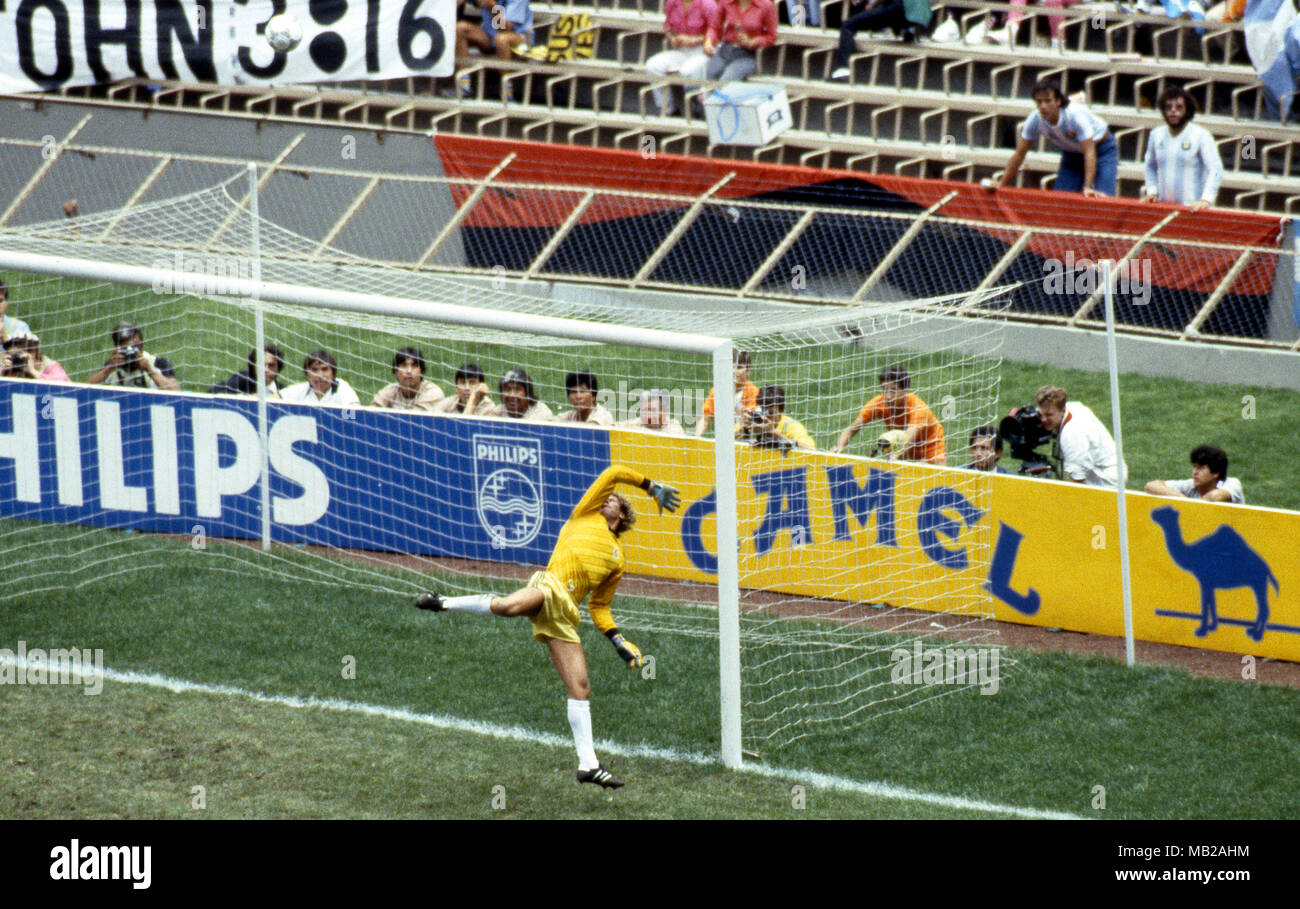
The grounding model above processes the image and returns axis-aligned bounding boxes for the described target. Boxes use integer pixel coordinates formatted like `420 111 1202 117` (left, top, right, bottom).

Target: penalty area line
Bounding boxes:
4 656 1078 820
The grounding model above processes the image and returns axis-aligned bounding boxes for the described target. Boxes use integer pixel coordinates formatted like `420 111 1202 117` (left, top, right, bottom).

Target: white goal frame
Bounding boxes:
0 246 748 768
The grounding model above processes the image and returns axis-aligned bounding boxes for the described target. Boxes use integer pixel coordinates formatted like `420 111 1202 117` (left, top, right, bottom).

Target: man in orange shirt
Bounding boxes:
414 465 680 789
831 365 946 463
695 348 759 437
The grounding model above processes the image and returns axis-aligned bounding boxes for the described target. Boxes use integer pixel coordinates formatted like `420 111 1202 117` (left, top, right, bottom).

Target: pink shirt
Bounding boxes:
665 0 717 37
708 0 778 47
39 360 70 382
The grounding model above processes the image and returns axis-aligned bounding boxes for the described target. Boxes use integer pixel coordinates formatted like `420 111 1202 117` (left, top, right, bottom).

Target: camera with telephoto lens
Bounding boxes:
998 406 1061 478
118 345 140 360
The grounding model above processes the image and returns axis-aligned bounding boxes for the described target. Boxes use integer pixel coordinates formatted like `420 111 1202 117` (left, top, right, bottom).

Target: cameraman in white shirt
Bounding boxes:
1035 385 1126 489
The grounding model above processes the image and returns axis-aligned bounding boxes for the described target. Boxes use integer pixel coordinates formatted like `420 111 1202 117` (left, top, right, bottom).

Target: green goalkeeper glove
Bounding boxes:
606 629 643 669
647 481 681 514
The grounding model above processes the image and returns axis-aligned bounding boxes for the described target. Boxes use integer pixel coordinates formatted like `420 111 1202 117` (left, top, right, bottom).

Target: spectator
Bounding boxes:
432 362 497 415
1145 444 1244 503
616 389 687 435
830 0 932 80
281 349 361 406
1122 0 1207 19
991 78 1117 197
965 0 1086 52
1141 86 1223 211
0 279 33 345
1035 385 1126 489
454 0 534 99
208 345 286 397
832 365 945 462
490 368 554 420
556 370 614 425
2 332 70 382
704 0 779 83
372 347 446 413
696 348 760 437
86 321 181 391
745 384 815 450
647 0 717 116
964 425 1012 473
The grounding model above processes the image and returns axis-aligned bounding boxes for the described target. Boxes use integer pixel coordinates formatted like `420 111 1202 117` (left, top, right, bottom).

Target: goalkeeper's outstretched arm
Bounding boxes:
570 465 681 519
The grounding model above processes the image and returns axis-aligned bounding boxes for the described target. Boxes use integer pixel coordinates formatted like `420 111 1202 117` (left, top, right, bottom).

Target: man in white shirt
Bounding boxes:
0 280 32 344
991 78 1117 197
1141 86 1223 211
1145 444 1244 504
1035 385 1126 489
281 349 361 406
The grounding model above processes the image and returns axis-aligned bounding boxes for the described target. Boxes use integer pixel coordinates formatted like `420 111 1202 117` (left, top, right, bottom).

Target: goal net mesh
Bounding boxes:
0 174 1012 754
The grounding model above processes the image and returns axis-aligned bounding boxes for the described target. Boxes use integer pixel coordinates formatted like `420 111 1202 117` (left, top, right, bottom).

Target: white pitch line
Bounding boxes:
0 656 1079 820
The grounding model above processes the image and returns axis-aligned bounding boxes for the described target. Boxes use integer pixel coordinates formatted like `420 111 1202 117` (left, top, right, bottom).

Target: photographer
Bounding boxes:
1035 385 1125 489
743 384 815 452
86 322 180 391
2 332 70 382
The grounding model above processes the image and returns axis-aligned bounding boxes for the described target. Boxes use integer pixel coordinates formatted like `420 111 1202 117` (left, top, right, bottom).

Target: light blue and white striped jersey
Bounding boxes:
1021 103 1108 154
1143 123 1223 205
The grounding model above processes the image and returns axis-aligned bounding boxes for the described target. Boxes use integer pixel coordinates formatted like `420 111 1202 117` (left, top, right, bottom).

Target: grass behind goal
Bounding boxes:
2 525 1298 819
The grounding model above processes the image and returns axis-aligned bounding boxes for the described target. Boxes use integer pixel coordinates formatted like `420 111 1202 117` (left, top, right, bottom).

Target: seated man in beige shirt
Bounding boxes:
372 347 446 413
431 362 497 415
489 368 554 421
555 370 615 426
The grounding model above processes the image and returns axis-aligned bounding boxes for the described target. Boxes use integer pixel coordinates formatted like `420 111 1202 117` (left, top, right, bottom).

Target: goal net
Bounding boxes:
0 173 1011 759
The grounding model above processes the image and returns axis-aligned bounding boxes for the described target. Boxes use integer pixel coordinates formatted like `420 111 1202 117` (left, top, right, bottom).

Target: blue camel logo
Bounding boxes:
1149 506 1279 642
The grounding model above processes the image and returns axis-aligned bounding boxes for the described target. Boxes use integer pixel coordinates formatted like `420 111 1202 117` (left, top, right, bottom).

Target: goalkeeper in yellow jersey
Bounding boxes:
414 465 680 789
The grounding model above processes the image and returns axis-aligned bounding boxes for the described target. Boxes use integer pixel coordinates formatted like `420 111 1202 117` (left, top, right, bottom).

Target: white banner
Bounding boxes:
0 0 455 93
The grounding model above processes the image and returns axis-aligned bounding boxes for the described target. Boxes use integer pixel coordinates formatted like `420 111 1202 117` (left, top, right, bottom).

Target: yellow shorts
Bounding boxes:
526 570 582 644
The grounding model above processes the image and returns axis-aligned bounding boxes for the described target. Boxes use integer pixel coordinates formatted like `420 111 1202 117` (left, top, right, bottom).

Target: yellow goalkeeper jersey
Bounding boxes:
545 465 647 635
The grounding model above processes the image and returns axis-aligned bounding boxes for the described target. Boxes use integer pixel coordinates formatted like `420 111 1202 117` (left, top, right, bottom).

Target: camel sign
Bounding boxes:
967 476 1298 662
604 434 1299 662
1149 505 1279 643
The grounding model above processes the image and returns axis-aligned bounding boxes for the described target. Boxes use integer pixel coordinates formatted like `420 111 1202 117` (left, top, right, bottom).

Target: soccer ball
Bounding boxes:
265 14 303 53
874 429 909 457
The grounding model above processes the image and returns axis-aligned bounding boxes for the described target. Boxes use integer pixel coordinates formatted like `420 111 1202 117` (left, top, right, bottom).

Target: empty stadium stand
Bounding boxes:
8 1 1297 214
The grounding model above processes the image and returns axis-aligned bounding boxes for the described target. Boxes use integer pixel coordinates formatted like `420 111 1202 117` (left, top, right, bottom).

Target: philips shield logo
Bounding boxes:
473 435 544 548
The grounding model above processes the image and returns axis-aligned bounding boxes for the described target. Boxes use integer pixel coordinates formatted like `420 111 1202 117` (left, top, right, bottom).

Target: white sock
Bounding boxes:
442 594 495 615
567 698 599 771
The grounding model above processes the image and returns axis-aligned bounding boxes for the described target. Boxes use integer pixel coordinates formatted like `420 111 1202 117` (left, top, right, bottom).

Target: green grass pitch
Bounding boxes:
1 527 1298 819
2 272 1298 817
